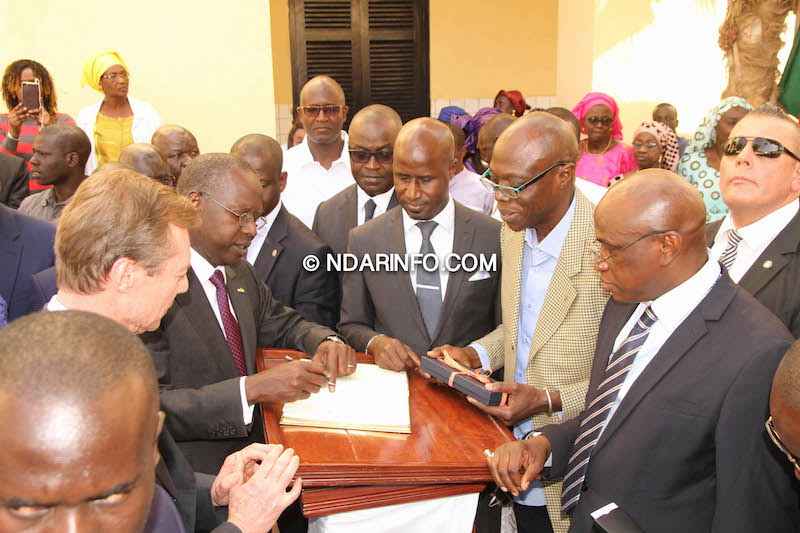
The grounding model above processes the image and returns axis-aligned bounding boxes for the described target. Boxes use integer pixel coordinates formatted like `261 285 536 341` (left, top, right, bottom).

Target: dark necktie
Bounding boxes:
415 221 442 338
364 199 377 222
209 269 247 376
561 306 658 513
718 228 743 272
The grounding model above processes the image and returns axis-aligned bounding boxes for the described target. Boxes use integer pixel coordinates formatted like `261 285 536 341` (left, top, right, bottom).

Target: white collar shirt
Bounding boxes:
449 168 493 215
356 185 396 226
246 200 282 266
401 197 456 303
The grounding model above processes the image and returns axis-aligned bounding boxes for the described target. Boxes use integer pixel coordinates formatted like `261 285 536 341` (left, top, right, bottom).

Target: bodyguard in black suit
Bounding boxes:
487 171 800 532
312 105 402 257
231 134 338 327
705 105 800 338
0 151 29 208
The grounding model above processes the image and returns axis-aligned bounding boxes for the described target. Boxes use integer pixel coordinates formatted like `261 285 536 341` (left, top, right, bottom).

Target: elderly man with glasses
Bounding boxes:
432 112 609 533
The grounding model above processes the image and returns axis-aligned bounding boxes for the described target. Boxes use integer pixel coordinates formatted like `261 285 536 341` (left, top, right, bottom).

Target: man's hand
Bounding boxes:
371 336 419 372
427 344 482 368
225 445 302 533
312 340 356 392
467 382 549 426
245 360 328 404
487 436 551 497
211 443 285 506
7 103 28 138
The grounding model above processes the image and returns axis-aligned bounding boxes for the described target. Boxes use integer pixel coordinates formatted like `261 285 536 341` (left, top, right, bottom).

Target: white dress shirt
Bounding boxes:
709 200 798 283
281 131 354 228
356 185 396 226
401 197 456 302
190 248 255 425
246 200 283 266
449 168 493 215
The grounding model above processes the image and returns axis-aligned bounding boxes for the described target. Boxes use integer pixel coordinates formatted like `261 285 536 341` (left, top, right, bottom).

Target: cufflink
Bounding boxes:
237 288 245 293
272 249 277 257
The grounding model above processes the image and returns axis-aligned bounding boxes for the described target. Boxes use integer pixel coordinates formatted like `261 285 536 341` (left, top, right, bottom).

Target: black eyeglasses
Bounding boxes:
199 192 256 227
480 162 570 199
586 116 613 126
349 149 393 165
766 416 800 474
593 230 670 265
722 136 800 162
299 105 344 119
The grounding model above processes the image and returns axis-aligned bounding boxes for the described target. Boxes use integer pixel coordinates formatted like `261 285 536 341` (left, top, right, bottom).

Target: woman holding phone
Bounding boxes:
1 60 75 190
76 51 161 174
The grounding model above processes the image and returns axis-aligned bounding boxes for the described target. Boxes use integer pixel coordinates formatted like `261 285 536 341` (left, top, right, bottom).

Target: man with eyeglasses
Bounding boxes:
230 134 338 328
707 104 800 338
486 170 799 532
313 105 402 258
430 112 608 533
769 339 800 480
282 75 352 228
152 124 200 183
119 142 176 187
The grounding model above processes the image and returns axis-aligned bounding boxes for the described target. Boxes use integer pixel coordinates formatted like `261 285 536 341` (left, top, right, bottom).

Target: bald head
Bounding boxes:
230 134 283 171
544 107 582 142
348 105 403 196
478 113 517 167
151 124 199 179
300 75 346 107
38 123 92 167
395 117 455 164
350 104 402 140
119 143 172 185
771 339 800 461
231 134 286 216
494 112 578 174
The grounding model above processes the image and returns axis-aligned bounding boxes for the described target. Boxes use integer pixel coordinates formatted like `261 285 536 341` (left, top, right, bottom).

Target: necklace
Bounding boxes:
583 136 613 155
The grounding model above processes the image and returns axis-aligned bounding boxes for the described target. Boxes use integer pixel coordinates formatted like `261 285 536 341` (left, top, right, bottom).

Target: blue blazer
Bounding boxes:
0 205 55 322
29 265 57 313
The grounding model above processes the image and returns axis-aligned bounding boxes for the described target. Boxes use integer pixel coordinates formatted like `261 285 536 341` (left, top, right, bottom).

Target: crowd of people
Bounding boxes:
1 51 800 533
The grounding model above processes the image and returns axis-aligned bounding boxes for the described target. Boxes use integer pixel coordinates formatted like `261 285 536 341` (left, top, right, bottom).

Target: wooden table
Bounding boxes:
257 348 514 516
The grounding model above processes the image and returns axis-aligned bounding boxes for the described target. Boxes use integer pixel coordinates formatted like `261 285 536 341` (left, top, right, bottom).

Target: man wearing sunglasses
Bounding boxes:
282 75 352 228
708 104 800 338
313 105 402 258
769 339 800 480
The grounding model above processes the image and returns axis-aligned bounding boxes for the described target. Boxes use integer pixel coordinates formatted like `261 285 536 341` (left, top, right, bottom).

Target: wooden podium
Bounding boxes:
257 348 514 517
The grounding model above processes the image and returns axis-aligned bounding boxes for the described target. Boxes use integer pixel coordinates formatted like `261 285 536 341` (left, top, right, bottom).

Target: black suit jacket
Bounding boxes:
29 265 57 313
706 209 800 337
141 260 335 474
0 152 29 209
0 205 55 321
253 205 339 328
338 202 501 355
312 184 399 257
540 272 800 533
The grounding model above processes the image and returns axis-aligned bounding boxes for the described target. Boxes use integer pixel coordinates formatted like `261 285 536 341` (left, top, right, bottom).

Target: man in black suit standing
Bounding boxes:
142 153 355 476
338 117 501 371
487 170 799 532
231 134 338 327
312 104 402 257
0 152 29 208
707 104 800 337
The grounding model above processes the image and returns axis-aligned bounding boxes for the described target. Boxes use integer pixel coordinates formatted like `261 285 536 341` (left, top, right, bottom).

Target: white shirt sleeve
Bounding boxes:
239 376 255 425
468 342 492 369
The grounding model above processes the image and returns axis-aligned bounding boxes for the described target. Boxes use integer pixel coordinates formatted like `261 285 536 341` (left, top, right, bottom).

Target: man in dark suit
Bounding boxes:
338 118 501 371
312 105 402 257
0 152 29 208
706 104 800 338
231 134 338 327
487 171 800 532
142 153 355 476
0 202 55 323
769 338 800 479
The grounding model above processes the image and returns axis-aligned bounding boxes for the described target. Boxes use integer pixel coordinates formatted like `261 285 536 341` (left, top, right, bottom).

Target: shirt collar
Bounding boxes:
451 167 480 182
295 130 350 169
525 192 577 259
402 196 456 235
717 200 799 250
190 247 226 285
646 255 721 331
46 294 68 311
356 185 395 214
257 200 282 238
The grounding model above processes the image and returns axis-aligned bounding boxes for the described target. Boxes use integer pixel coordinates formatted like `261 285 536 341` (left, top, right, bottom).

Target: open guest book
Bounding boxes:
280 363 411 434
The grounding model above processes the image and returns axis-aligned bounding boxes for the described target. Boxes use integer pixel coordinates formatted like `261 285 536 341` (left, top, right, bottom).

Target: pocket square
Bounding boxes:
468 270 491 282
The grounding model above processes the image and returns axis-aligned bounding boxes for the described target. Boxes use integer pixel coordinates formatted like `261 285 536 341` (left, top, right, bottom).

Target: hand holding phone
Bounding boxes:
21 80 40 112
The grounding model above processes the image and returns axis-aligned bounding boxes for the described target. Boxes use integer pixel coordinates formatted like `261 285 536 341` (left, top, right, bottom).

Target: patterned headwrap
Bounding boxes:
571 92 624 140
684 96 753 154
81 51 128 92
495 90 530 117
463 107 501 154
438 106 467 123
633 121 681 172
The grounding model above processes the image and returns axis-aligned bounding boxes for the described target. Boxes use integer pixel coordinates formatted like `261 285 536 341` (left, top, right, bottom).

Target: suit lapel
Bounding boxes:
503 228 525 375
254 206 288 282
225 265 257 374
0 207 21 303
346 185 358 232
388 190 400 210
389 209 429 343
737 208 800 298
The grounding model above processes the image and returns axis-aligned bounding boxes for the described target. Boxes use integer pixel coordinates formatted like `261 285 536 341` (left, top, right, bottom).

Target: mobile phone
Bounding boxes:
21 80 40 111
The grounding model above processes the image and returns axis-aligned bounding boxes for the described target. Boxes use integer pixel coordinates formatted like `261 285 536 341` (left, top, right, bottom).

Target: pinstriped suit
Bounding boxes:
474 190 608 532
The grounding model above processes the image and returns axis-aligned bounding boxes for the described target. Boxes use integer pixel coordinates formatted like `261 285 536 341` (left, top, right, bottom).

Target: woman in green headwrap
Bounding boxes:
76 51 162 174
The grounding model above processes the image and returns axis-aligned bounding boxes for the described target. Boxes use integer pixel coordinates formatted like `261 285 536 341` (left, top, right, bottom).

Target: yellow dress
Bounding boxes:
93 113 134 166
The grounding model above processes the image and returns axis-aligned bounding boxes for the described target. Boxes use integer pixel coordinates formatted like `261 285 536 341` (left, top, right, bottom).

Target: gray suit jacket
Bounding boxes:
706 207 800 338
312 183 399 257
0 152 29 209
541 272 800 532
141 260 335 474
338 202 501 355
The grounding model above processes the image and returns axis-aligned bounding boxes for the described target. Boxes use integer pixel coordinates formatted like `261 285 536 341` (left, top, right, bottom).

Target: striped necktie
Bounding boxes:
718 228 743 272
209 269 247 376
561 306 658 513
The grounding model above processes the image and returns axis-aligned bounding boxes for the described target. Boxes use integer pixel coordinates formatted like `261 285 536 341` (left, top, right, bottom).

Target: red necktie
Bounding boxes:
209 269 247 376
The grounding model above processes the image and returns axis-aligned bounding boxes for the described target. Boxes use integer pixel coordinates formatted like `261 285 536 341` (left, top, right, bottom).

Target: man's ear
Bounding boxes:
107 257 137 292
187 191 202 209
64 151 79 168
279 171 288 193
153 410 165 466
448 156 458 180
660 232 682 266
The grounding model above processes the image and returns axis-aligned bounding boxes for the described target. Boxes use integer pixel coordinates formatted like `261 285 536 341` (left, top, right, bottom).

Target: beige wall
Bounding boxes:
270 0 294 107
0 0 276 153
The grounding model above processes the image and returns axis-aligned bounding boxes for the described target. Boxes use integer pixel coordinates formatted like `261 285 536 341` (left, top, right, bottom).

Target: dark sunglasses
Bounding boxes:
586 116 613 126
299 105 344 119
722 136 800 162
349 149 393 164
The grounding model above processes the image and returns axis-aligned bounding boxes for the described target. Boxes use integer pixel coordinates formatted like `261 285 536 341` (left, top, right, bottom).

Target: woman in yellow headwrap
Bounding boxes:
76 51 161 173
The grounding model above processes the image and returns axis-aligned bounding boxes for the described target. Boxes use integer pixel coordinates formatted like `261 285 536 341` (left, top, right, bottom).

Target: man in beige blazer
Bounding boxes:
433 113 608 533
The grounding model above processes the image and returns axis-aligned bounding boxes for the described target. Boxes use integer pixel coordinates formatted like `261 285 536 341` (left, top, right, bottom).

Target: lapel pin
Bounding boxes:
237 288 245 293
763 260 773 269
272 249 277 257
